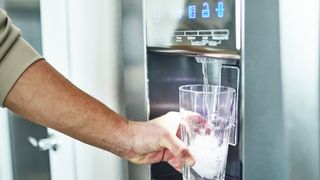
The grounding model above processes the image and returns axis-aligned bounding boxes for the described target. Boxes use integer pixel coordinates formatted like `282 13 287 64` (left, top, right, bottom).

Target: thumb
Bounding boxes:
160 132 195 166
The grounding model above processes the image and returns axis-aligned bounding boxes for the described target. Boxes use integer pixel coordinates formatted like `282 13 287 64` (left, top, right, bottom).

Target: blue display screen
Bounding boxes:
169 0 233 32
187 1 225 19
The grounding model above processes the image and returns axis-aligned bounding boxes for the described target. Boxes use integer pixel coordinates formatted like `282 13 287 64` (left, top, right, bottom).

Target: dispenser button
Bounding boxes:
186 31 198 35
174 31 185 36
188 5 196 19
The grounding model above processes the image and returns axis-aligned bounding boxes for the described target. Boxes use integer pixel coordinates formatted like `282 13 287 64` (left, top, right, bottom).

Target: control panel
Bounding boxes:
146 0 240 55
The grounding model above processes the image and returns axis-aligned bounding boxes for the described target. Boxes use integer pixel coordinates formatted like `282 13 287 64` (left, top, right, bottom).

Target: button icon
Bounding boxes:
188 5 196 19
216 1 225 18
202 2 210 18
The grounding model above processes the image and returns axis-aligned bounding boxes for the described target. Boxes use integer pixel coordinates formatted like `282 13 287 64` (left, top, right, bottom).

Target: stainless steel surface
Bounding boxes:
242 0 288 179
122 0 149 180
145 0 241 56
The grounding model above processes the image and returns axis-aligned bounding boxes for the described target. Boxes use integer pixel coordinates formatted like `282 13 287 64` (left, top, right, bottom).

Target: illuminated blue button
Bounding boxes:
188 5 196 19
216 2 225 18
202 2 210 18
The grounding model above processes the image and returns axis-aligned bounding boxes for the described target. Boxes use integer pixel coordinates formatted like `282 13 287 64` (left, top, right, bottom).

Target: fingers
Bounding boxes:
181 111 211 136
151 112 195 167
159 132 195 167
182 111 208 127
162 150 183 172
168 158 183 172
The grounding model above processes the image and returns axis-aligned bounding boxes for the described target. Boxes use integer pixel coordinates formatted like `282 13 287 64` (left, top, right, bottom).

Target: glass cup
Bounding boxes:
179 85 236 180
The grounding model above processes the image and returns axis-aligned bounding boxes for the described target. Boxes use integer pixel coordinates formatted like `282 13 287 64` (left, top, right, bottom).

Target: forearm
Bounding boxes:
4 60 132 157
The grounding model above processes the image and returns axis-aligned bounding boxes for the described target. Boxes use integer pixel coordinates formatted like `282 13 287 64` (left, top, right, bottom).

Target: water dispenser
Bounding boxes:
145 0 242 179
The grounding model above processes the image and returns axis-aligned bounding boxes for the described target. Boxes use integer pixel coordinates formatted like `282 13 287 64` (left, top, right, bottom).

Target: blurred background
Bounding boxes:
0 0 319 180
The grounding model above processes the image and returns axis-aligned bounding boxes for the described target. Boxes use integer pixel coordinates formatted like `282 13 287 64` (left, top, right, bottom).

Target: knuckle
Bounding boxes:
177 144 189 159
161 130 171 140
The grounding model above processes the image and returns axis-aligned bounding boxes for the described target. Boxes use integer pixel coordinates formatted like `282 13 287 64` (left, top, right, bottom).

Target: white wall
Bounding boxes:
280 0 320 179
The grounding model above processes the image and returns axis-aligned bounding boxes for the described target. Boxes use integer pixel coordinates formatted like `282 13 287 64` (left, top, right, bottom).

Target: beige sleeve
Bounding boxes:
0 9 43 107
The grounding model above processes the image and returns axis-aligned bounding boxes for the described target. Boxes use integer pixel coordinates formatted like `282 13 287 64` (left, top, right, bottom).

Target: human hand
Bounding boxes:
180 110 211 136
125 112 195 171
